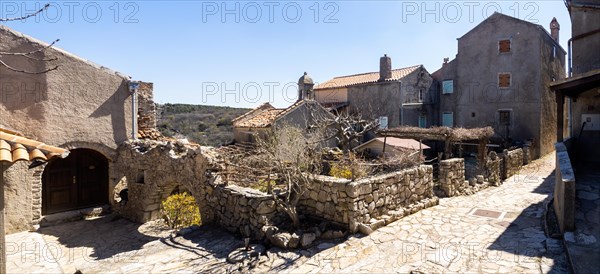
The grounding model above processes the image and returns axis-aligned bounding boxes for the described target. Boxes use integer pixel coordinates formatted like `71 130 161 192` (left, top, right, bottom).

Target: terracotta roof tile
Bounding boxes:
235 109 285 128
0 128 68 164
315 65 422 89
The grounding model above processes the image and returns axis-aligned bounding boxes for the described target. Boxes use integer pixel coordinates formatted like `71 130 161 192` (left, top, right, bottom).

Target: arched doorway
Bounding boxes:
42 149 109 215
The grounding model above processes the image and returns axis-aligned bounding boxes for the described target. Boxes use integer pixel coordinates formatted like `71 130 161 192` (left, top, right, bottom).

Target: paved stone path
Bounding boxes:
6 154 569 273
258 154 570 273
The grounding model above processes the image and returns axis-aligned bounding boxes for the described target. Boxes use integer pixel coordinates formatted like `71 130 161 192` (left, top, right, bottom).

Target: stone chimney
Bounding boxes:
550 17 560 42
442 57 449 67
379 54 392 81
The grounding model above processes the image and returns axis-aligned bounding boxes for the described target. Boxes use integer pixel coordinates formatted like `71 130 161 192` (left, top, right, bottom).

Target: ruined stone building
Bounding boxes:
232 73 334 145
0 25 155 233
314 55 438 129
432 13 566 158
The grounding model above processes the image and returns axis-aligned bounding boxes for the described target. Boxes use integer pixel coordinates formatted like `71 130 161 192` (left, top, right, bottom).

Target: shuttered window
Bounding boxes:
499 73 511 88
499 39 511 53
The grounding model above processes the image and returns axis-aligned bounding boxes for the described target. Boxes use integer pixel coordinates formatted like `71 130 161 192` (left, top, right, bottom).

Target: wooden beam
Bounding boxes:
556 91 565 142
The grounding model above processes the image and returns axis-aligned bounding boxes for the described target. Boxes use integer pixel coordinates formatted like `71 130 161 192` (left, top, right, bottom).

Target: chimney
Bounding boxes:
379 54 392 81
298 72 314 101
550 17 560 42
442 57 449 67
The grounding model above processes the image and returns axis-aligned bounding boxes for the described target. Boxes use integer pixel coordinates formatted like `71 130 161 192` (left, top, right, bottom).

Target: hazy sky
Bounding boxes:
2 0 571 108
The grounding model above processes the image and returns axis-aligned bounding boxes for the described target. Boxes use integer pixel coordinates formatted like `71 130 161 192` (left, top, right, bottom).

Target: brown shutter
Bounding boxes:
499 40 511 53
499 73 511 88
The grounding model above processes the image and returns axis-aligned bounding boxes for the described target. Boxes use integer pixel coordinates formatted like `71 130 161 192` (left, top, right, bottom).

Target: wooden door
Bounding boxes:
42 149 108 215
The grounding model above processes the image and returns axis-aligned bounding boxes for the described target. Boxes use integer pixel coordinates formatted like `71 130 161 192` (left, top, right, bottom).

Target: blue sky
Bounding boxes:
2 1 571 108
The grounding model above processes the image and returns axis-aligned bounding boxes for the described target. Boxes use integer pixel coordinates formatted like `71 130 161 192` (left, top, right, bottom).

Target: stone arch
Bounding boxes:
113 141 214 224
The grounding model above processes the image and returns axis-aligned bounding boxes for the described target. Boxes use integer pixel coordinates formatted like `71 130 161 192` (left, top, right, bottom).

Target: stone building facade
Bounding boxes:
432 13 566 158
0 25 149 233
314 55 438 129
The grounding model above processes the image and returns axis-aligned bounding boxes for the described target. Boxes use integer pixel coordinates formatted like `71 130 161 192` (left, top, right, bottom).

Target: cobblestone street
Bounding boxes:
6 154 569 273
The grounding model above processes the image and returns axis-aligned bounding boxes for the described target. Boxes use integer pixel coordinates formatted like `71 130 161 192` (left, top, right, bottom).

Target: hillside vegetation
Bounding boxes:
157 103 250 147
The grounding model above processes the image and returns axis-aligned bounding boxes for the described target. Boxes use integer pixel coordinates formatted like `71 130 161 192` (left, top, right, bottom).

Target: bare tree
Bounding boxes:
308 105 379 152
0 3 59 74
217 124 324 229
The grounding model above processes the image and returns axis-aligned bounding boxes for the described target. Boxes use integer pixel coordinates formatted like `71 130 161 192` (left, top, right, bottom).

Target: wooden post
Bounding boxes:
444 139 451 159
478 138 488 174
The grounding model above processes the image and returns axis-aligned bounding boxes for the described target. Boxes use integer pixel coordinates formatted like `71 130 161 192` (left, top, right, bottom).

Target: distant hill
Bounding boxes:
157 103 251 147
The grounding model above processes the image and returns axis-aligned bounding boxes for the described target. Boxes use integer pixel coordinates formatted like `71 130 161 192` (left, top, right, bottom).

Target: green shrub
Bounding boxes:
161 192 201 229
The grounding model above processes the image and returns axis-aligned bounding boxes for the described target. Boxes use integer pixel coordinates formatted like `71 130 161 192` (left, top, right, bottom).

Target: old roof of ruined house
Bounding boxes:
379 126 494 141
0 128 68 163
233 100 324 128
355 137 431 151
315 65 422 90
0 25 129 79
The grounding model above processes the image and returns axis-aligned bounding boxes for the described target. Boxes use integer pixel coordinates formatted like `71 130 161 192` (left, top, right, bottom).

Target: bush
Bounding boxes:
329 163 354 179
161 192 201 229
329 152 369 180
250 179 275 193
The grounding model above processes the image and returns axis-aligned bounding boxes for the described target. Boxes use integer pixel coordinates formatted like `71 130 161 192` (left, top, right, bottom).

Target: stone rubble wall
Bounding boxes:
300 165 438 233
439 158 466 197
503 148 523 179
486 154 502 187
137 83 156 131
206 182 279 239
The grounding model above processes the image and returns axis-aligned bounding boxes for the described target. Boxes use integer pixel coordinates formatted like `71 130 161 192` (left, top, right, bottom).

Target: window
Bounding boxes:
499 39 511 53
553 46 557 59
471 112 476 118
419 89 424 102
498 73 511 88
499 110 511 125
442 80 453 94
418 115 427 128
442 112 453 127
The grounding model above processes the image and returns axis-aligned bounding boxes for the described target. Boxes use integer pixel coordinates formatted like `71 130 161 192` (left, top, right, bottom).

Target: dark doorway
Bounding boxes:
42 149 109 215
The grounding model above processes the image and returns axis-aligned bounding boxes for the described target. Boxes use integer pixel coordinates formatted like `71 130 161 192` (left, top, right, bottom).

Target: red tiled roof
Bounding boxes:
315 65 422 89
235 109 285 128
233 100 323 128
0 128 68 163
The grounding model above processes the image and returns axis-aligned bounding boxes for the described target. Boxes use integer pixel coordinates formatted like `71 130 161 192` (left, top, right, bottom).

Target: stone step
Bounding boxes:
37 205 111 229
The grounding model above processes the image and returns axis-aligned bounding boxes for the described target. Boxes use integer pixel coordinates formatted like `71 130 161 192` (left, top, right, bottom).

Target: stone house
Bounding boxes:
314 55 438 129
432 12 566 158
0 25 154 233
232 99 334 145
551 0 600 235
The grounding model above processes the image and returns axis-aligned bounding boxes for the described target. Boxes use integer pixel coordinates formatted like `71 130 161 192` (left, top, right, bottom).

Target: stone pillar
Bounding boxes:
439 158 465 197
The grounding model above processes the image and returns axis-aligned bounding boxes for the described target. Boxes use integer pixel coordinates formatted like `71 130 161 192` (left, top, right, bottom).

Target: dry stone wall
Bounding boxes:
439 158 466 197
486 152 502 186
503 148 523 179
300 165 438 233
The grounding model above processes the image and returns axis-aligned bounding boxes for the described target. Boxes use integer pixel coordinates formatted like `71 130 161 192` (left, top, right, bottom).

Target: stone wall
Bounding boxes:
113 140 283 239
439 158 466 197
503 148 523 179
554 142 576 232
486 152 502 187
1 162 45 234
522 145 531 165
207 183 279 239
113 140 215 223
300 165 438 233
